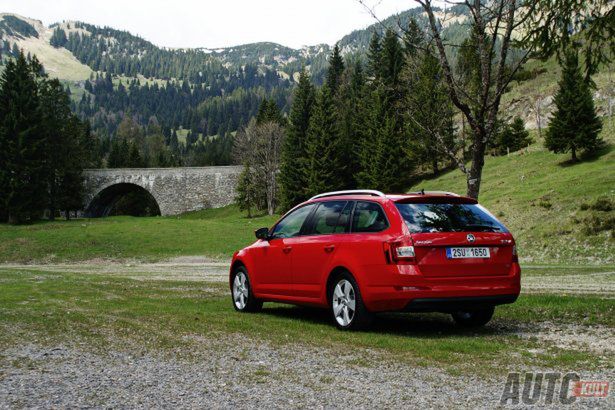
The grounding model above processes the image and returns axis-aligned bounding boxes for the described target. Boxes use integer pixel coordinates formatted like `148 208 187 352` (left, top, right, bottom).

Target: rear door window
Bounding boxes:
305 201 348 235
395 203 507 233
351 201 389 233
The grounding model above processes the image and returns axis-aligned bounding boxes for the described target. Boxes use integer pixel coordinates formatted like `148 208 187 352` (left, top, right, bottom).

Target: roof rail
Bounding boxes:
409 190 460 197
309 190 386 201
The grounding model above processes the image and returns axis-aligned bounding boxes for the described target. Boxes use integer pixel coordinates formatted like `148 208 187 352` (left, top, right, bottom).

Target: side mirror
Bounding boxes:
255 227 270 240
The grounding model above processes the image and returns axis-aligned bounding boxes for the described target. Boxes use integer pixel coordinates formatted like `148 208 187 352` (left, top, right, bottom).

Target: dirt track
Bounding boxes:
2 257 613 295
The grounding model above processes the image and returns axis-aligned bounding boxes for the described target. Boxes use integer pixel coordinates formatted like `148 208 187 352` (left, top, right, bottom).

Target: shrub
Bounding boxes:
581 213 615 236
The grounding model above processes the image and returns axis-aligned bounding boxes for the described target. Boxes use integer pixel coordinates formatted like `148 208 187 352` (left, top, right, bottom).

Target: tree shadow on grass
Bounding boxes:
557 142 612 167
258 304 519 338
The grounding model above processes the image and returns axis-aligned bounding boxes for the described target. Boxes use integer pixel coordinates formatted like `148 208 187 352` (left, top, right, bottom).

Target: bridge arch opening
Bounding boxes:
85 183 161 218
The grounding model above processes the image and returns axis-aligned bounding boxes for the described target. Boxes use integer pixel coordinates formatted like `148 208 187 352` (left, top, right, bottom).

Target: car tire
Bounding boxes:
329 272 373 330
451 306 495 327
231 266 263 312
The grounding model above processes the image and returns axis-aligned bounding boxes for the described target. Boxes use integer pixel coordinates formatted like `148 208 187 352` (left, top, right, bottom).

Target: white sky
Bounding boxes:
3 0 420 49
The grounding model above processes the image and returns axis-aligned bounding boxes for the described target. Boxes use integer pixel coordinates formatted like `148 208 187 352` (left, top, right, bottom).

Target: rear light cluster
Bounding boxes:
512 245 518 263
384 237 416 264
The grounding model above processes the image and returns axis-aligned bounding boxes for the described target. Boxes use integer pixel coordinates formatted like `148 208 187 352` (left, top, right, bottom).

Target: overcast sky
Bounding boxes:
3 0 420 49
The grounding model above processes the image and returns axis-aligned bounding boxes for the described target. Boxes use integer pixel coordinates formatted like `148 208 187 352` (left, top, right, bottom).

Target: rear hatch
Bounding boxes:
395 198 514 277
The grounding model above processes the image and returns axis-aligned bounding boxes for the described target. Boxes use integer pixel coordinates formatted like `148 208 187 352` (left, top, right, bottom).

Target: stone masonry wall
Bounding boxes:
83 166 242 216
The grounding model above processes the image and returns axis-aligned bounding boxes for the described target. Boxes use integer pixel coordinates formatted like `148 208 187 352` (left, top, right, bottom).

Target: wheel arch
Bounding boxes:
324 265 359 306
229 259 247 289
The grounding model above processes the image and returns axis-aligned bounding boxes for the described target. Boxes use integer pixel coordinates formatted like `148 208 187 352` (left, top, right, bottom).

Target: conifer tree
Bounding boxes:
493 117 532 156
326 44 345 94
235 163 257 218
305 86 343 196
0 52 47 224
357 89 410 192
545 49 602 161
403 18 424 57
367 32 382 80
406 50 455 175
380 29 405 97
256 98 285 126
58 117 88 219
279 70 315 209
336 61 367 188
39 78 73 219
50 27 68 48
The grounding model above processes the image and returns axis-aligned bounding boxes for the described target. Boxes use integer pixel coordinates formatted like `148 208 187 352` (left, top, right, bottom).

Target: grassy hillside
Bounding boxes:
409 121 615 265
0 206 278 263
501 57 614 128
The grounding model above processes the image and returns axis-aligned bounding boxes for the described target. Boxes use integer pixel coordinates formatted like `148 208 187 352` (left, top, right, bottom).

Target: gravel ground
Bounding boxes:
1 260 613 408
1 339 612 409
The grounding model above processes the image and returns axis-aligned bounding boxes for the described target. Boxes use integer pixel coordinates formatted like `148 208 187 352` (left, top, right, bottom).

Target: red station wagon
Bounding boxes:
229 190 521 330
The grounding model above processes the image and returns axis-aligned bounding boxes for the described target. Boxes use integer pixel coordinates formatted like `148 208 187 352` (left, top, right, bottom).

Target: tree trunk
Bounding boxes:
466 132 486 199
432 159 439 175
8 212 19 225
571 147 578 162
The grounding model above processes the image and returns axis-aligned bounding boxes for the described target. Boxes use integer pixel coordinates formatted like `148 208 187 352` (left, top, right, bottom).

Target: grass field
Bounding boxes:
0 206 277 263
0 267 611 376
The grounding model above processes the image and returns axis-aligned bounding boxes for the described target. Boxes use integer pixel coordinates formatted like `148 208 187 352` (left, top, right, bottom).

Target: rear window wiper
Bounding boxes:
460 225 500 232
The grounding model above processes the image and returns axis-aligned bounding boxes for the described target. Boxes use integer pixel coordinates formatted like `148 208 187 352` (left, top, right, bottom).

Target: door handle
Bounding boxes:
283 246 292 254
324 245 335 253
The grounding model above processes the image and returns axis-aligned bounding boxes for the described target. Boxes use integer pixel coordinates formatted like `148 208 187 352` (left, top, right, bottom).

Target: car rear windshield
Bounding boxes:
395 203 507 233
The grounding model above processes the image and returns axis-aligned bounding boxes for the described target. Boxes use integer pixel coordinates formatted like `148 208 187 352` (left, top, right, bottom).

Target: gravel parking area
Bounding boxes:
1 260 613 408
1 339 612 409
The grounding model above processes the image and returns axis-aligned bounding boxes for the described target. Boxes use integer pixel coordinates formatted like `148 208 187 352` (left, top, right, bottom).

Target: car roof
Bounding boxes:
308 192 477 204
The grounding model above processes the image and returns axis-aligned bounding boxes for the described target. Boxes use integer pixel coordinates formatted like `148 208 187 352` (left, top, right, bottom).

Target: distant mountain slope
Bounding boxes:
0 13 92 81
0 6 472 83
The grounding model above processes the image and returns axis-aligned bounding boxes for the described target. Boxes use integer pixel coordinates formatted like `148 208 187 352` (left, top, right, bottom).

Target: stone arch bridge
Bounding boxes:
83 166 242 217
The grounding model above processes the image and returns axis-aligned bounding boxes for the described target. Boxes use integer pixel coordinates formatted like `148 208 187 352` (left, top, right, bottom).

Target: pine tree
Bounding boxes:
39 78 73 219
50 27 68 48
235 163 257 218
403 18 424 57
0 52 47 224
279 69 315 209
367 32 382 81
58 117 87 219
336 61 367 188
357 89 410 192
256 98 285 126
326 44 345 94
545 49 602 161
494 117 532 155
128 142 144 167
406 49 455 175
380 29 405 101
304 85 343 196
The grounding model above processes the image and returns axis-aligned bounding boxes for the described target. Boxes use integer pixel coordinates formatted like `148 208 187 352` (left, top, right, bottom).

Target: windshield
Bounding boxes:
395 203 507 233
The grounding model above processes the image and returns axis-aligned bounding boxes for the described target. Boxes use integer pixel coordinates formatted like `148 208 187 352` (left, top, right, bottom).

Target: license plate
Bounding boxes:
446 247 490 259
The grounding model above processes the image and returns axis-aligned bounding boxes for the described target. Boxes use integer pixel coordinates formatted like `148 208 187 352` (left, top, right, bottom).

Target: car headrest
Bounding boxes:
325 213 340 226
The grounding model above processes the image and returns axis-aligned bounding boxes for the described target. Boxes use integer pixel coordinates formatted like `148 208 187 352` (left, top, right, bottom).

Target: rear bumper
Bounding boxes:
360 263 521 312
403 294 518 313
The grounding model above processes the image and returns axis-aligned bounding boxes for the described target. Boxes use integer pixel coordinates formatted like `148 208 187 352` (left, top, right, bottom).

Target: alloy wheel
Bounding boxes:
233 271 249 310
332 279 356 327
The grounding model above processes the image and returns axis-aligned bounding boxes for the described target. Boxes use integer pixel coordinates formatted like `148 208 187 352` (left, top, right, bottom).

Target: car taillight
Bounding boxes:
384 238 416 264
512 245 518 263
